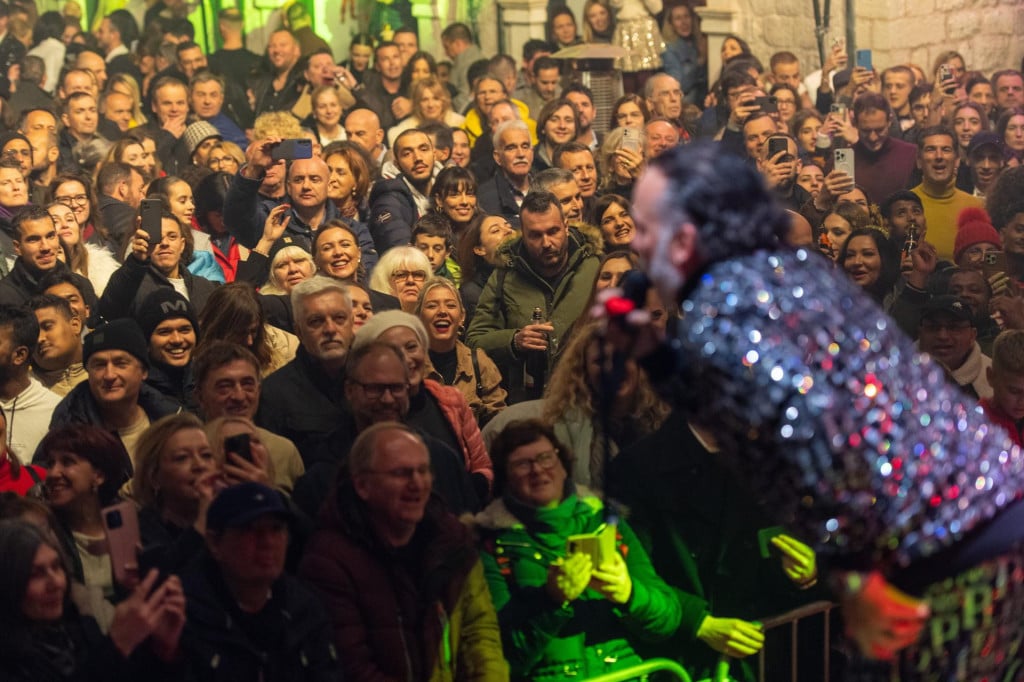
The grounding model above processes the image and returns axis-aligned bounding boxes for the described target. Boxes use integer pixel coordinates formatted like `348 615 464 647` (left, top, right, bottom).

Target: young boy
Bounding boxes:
981 329 1024 446
411 214 460 285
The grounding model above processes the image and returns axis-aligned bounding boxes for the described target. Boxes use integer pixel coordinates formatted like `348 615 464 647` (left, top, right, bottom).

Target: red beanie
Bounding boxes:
953 207 1001 262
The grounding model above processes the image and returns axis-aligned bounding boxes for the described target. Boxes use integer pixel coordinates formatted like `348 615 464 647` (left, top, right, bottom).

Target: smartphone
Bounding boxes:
619 127 641 154
137 544 170 593
139 198 163 244
224 432 253 463
938 64 951 83
767 137 789 160
833 148 855 182
753 95 778 114
566 524 617 566
982 251 1008 280
757 526 786 559
830 102 848 120
102 501 141 587
271 138 314 162
855 49 873 71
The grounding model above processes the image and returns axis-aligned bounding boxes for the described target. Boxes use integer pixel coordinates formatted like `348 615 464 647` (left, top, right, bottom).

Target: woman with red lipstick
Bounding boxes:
476 419 681 681
838 227 901 305
415 278 506 425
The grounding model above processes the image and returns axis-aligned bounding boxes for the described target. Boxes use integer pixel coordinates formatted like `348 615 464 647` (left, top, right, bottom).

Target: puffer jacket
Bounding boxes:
465 228 599 390
475 489 681 681
299 485 508 681
421 378 493 488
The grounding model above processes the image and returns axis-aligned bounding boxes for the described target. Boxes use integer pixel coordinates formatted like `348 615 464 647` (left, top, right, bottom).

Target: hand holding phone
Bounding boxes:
855 49 873 71
271 138 314 162
103 501 141 588
619 127 641 154
833 148 856 183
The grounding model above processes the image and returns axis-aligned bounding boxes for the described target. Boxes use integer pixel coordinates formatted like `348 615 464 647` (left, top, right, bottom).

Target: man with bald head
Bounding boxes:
75 50 108 93
343 107 385 170
645 118 681 158
645 73 685 124
225 138 339 252
57 69 98 101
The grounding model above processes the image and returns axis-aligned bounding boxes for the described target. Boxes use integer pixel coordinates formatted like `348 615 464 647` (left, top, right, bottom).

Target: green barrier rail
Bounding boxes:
583 657 693 682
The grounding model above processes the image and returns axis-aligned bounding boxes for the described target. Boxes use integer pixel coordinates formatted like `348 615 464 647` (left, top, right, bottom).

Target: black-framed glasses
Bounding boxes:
391 270 428 282
56 194 89 206
509 449 560 475
348 380 409 398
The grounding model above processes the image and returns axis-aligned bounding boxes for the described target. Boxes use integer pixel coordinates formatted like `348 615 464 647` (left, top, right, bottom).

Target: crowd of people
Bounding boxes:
0 0 1021 678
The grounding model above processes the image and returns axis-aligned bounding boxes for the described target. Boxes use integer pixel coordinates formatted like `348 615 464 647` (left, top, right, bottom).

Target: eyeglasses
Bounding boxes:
509 449 560 475
368 465 433 481
348 380 409 398
391 270 428 282
56 194 89 206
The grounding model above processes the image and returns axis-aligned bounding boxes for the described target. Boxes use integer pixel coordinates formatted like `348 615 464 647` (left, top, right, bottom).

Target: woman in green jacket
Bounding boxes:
476 419 681 681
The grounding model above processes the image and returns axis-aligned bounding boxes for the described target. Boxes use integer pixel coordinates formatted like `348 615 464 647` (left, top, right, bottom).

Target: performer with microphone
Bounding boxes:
605 142 1024 679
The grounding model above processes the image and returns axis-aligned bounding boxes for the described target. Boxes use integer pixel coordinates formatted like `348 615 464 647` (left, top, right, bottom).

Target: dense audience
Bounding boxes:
0 0 1020 678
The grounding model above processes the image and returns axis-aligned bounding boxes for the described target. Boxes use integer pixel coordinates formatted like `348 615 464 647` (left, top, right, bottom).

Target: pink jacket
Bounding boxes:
423 379 493 487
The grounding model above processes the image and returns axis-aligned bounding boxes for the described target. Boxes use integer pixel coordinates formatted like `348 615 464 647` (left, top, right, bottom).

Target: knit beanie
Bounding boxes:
953 207 1001 263
83 319 149 368
352 309 429 352
136 288 198 340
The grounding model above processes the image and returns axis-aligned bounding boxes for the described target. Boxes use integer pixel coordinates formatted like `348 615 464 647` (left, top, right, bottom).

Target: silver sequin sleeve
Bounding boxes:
672 248 1024 572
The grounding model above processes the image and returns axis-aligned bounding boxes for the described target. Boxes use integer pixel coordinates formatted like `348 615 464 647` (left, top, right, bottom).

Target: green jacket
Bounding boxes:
475 490 682 681
464 228 599 389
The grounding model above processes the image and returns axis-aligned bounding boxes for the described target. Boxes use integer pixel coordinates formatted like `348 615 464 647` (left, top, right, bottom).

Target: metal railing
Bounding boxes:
756 601 835 682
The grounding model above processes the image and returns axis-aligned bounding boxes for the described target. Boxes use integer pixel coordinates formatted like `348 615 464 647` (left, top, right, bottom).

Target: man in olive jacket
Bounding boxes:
465 190 599 403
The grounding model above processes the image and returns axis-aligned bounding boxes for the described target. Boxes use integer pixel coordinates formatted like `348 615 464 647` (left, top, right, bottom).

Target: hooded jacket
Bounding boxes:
474 489 681 681
465 228 599 389
299 484 507 681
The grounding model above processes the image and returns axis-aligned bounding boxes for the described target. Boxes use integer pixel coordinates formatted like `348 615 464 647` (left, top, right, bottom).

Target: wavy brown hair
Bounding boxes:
541 320 669 434
196 283 273 372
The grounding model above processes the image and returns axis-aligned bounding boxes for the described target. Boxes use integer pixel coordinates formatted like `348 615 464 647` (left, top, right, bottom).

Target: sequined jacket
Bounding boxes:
658 248 1024 574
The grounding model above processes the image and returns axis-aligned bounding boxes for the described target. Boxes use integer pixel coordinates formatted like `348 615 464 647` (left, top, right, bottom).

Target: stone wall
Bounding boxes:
728 0 1024 81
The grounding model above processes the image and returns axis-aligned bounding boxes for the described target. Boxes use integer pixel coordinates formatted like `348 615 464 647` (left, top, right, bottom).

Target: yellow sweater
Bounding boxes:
911 183 984 262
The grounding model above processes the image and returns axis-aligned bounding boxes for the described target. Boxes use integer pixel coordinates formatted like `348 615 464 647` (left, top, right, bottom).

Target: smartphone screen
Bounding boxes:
224 433 253 463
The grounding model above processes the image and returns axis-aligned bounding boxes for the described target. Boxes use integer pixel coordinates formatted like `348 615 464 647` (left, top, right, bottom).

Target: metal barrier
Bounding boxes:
756 601 835 682
583 657 694 682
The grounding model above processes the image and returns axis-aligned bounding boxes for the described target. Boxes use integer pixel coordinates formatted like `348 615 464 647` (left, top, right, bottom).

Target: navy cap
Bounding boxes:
967 131 1002 158
206 482 293 531
83 319 149 368
921 295 974 323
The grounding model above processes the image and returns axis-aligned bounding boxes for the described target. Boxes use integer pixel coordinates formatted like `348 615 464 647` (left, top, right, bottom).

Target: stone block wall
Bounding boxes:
727 0 1024 81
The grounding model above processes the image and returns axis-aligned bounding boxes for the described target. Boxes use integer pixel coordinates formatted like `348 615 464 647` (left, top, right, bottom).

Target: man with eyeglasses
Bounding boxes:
291 339 479 520
299 421 504 680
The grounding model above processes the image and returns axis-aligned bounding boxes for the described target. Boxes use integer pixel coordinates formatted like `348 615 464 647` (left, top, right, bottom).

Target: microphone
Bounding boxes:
601 270 652 319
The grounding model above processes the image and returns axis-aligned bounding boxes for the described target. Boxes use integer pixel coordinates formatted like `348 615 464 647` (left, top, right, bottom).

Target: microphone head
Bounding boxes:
621 270 652 308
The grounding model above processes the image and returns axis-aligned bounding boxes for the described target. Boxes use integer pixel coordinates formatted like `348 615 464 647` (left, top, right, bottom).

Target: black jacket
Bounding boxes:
48 379 182 437
477 172 524 228
180 553 340 682
367 176 419 254
98 256 219 321
0 259 97 309
255 346 350 465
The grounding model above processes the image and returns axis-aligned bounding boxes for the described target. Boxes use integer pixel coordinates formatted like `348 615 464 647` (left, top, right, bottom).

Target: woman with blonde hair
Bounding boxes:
414 277 506 425
206 141 244 175
387 76 466 146
106 73 148 126
261 244 316 295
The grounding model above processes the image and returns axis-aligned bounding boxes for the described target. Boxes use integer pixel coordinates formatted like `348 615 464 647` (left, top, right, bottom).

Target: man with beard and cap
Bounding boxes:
606 140 1024 679
137 288 199 412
